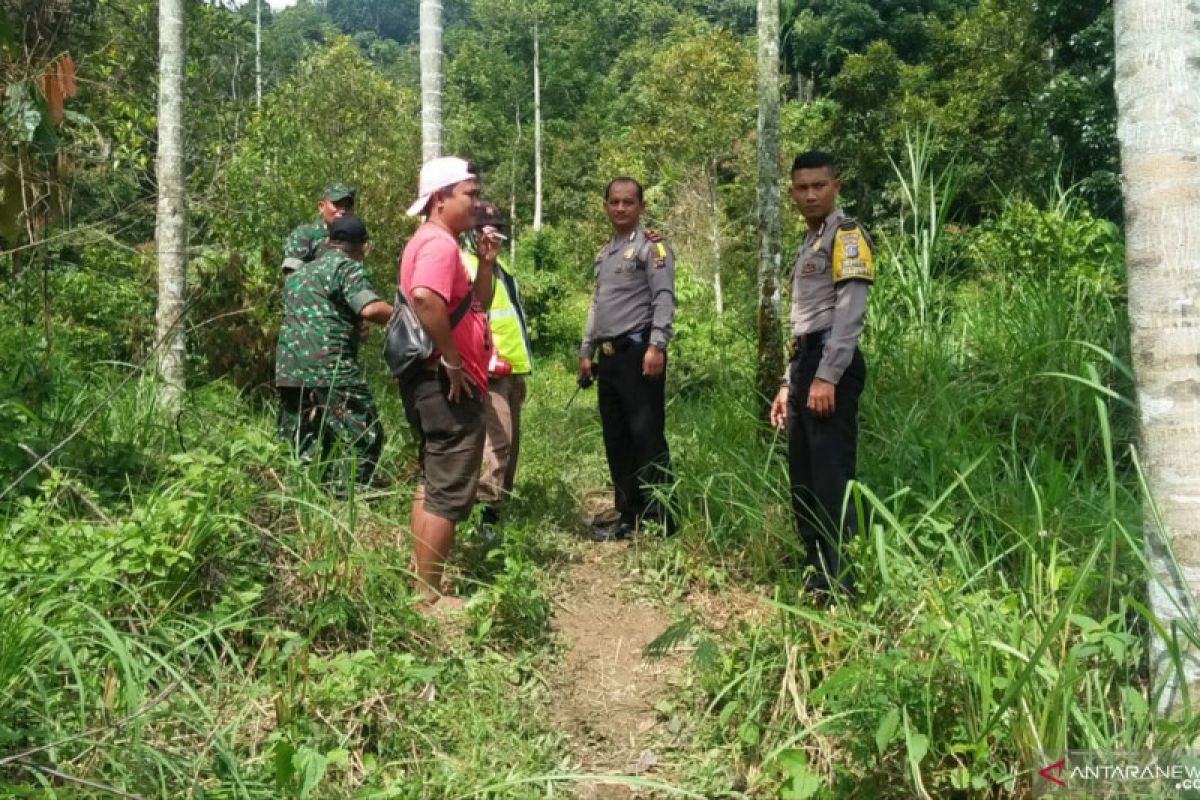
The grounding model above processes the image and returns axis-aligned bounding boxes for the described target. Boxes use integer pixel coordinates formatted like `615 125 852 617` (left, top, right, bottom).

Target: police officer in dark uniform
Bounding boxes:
770 151 874 598
578 177 676 541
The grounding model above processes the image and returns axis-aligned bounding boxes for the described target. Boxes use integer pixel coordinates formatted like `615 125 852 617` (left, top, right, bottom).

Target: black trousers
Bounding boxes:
786 347 866 591
595 342 673 527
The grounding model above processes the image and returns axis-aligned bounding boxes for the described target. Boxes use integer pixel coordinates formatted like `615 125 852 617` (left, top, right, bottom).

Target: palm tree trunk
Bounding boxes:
706 169 723 316
532 21 544 231
255 0 262 109
755 0 783 421
155 0 187 407
1114 0 1200 713
419 0 444 161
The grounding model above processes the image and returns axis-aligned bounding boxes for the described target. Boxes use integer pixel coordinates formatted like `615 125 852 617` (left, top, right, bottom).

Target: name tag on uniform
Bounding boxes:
802 262 817 274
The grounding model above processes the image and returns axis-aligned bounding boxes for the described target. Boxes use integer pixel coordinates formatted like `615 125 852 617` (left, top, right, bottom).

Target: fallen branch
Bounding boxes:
17 443 113 524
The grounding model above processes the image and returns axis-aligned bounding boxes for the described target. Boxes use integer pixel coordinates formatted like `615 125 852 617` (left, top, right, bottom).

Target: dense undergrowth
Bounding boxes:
4 154 1197 798
627 164 1200 797
0 366 576 797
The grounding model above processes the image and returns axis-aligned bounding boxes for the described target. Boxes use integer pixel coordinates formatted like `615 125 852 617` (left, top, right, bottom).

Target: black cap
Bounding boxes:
475 200 507 231
328 214 369 244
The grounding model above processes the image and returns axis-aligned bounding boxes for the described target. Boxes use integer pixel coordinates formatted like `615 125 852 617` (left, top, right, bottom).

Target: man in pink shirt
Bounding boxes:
397 157 500 611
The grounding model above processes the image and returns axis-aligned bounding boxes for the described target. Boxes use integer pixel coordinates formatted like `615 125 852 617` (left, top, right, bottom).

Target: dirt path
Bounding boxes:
550 544 684 799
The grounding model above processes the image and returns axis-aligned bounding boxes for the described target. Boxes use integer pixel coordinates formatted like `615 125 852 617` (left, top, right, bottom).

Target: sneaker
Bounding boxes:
591 520 636 542
477 522 503 546
475 506 503 545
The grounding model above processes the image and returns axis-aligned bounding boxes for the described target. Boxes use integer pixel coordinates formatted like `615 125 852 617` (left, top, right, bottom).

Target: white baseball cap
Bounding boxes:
406 156 477 217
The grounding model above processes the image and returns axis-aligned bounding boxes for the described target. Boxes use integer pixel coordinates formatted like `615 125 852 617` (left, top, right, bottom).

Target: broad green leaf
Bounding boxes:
3 83 42 143
906 730 929 767
273 740 295 789
875 707 899 755
781 772 821 800
776 748 821 799
738 720 760 747
293 746 328 799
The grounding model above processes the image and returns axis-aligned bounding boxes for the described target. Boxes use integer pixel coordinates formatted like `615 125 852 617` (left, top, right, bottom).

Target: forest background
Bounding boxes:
0 0 1174 798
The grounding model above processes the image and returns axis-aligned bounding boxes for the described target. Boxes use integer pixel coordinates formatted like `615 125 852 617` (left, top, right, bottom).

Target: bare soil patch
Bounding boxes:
550 543 685 799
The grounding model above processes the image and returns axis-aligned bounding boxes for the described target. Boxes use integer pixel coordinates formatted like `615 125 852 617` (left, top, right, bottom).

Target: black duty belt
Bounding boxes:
597 328 649 357
790 329 831 357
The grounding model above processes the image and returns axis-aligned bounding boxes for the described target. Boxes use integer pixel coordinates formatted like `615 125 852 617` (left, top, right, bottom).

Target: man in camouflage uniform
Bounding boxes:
275 214 393 489
281 182 357 274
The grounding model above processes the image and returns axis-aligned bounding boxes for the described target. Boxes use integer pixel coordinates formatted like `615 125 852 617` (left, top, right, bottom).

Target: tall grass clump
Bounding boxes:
0 346 571 797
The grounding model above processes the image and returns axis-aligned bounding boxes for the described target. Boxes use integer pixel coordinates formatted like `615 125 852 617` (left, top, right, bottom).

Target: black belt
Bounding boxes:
597 328 649 357
790 329 830 356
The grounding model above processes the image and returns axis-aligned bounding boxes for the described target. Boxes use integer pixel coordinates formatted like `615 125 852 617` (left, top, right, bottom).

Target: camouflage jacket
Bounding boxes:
275 249 381 388
282 219 329 274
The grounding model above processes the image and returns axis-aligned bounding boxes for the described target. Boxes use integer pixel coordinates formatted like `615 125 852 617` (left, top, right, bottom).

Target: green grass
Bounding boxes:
0 144 1190 798
614 147 1192 799
0 370 578 798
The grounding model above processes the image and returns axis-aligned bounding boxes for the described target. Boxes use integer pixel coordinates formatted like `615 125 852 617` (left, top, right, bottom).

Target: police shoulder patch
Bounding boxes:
653 242 668 269
831 221 875 283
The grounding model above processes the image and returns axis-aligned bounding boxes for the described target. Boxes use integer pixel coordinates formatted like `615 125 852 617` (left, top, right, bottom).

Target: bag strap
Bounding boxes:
395 241 476 330
448 290 474 329
395 284 475 330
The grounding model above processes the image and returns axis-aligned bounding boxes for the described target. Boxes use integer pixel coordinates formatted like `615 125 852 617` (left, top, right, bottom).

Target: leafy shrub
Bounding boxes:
202 40 422 388
512 225 590 356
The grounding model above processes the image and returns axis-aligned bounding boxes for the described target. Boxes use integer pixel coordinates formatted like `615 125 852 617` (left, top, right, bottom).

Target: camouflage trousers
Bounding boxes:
276 384 384 489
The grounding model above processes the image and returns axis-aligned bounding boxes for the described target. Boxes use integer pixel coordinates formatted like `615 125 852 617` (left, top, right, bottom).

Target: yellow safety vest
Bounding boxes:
463 253 533 375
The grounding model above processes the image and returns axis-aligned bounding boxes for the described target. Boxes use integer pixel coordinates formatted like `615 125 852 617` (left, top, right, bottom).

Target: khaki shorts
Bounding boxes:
399 369 485 521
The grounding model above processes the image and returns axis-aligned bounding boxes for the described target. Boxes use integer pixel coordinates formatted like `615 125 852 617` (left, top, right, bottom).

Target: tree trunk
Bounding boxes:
706 169 723 317
419 0 444 161
255 0 262 109
1113 0 1200 713
755 0 783 421
155 0 187 407
532 21 544 231
511 103 521 263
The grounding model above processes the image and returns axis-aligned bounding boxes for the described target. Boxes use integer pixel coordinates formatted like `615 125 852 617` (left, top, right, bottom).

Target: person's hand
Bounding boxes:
578 357 593 383
807 378 835 417
444 359 475 402
642 345 664 378
770 385 789 429
477 232 500 265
